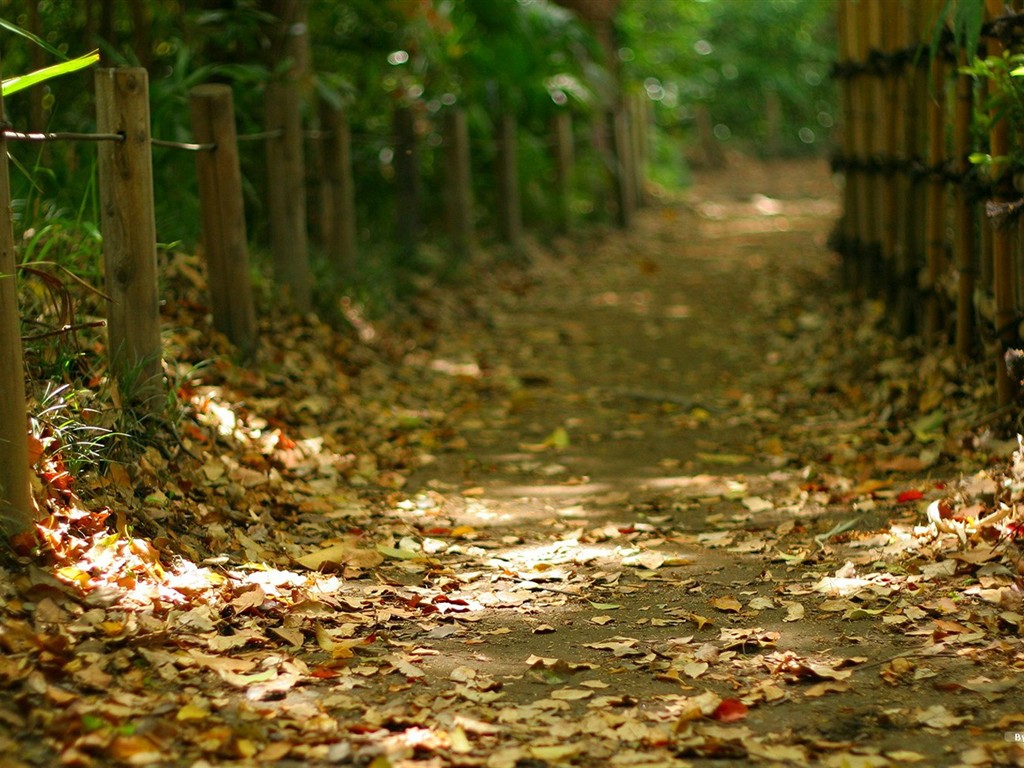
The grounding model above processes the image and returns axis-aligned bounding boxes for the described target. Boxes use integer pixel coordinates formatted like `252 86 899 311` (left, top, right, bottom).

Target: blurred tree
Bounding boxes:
618 0 836 166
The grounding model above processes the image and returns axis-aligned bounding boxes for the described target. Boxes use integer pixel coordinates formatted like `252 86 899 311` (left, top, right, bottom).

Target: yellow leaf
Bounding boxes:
450 725 472 754
176 703 209 721
530 745 579 761
98 621 126 636
689 613 713 630
711 596 742 612
550 688 593 700
696 452 749 466
315 624 370 658
376 544 421 560
295 539 383 571
544 427 571 449
56 566 91 587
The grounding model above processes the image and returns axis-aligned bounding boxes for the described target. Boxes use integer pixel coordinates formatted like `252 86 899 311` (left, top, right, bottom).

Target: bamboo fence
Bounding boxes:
834 0 1024 407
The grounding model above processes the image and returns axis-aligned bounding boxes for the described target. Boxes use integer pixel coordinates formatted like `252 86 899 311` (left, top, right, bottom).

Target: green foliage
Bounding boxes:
618 0 836 158
928 2 1024 178
931 0 984 65
960 52 1024 174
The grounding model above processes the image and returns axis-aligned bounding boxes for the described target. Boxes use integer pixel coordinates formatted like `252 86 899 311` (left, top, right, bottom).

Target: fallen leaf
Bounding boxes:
711 698 748 722
450 725 472 753
176 703 210 721
682 661 709 679
711 596 742 613
804 680 850 697
530 745 579 761
295 539 383 571
550 688 593 700
696 452 749 466
915 704 970 729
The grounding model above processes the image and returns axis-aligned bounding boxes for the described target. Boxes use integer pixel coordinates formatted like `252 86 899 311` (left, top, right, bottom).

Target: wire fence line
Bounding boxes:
1 126 124 143
151 138 215 151
1 123 566 153
0 125 284 151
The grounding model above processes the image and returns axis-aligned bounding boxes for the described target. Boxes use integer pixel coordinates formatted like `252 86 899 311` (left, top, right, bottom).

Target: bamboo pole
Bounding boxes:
0 53 35 537
923 1 948 339
866 0 887 297
897 1 932 337
984 0 1017 403
837 0 860 290
880 1 901 316
95 68 164 410
854 1 878 296
189 84 257 359
953 49 977 361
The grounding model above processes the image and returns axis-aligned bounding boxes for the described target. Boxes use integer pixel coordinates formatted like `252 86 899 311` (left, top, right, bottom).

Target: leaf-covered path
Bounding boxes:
4 158 1024 768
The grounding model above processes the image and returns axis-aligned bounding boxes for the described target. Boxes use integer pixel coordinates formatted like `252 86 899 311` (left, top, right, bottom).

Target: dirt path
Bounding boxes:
5 158 1024 768
387 158 1023 767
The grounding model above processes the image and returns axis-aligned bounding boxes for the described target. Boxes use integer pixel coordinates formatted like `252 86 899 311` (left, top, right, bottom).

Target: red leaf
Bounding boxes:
897 489 924 503
711 698 748 722
309 667 341 679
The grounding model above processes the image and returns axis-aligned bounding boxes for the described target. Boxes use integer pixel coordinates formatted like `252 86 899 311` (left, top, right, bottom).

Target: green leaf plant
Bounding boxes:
1 50 99 98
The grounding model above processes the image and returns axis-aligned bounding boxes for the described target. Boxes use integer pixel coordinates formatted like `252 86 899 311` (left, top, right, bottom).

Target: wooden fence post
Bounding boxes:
264 79 312 312
189 84 257 358
394 104 420 259
0 54 35 536
552 109 575 233
631 92 649 207
320 98 357 278
612 106 636 228
891 5 924 337
496 113 524 255
95 67 164 410
443 107 474 260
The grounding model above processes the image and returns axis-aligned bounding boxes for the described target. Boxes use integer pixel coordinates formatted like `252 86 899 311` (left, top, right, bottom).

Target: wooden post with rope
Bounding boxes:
95 67 164 411
0 53 36 536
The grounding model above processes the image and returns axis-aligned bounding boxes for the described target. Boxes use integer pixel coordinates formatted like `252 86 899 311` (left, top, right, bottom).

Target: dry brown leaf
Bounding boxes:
711 596 743 613
295 539 383 571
